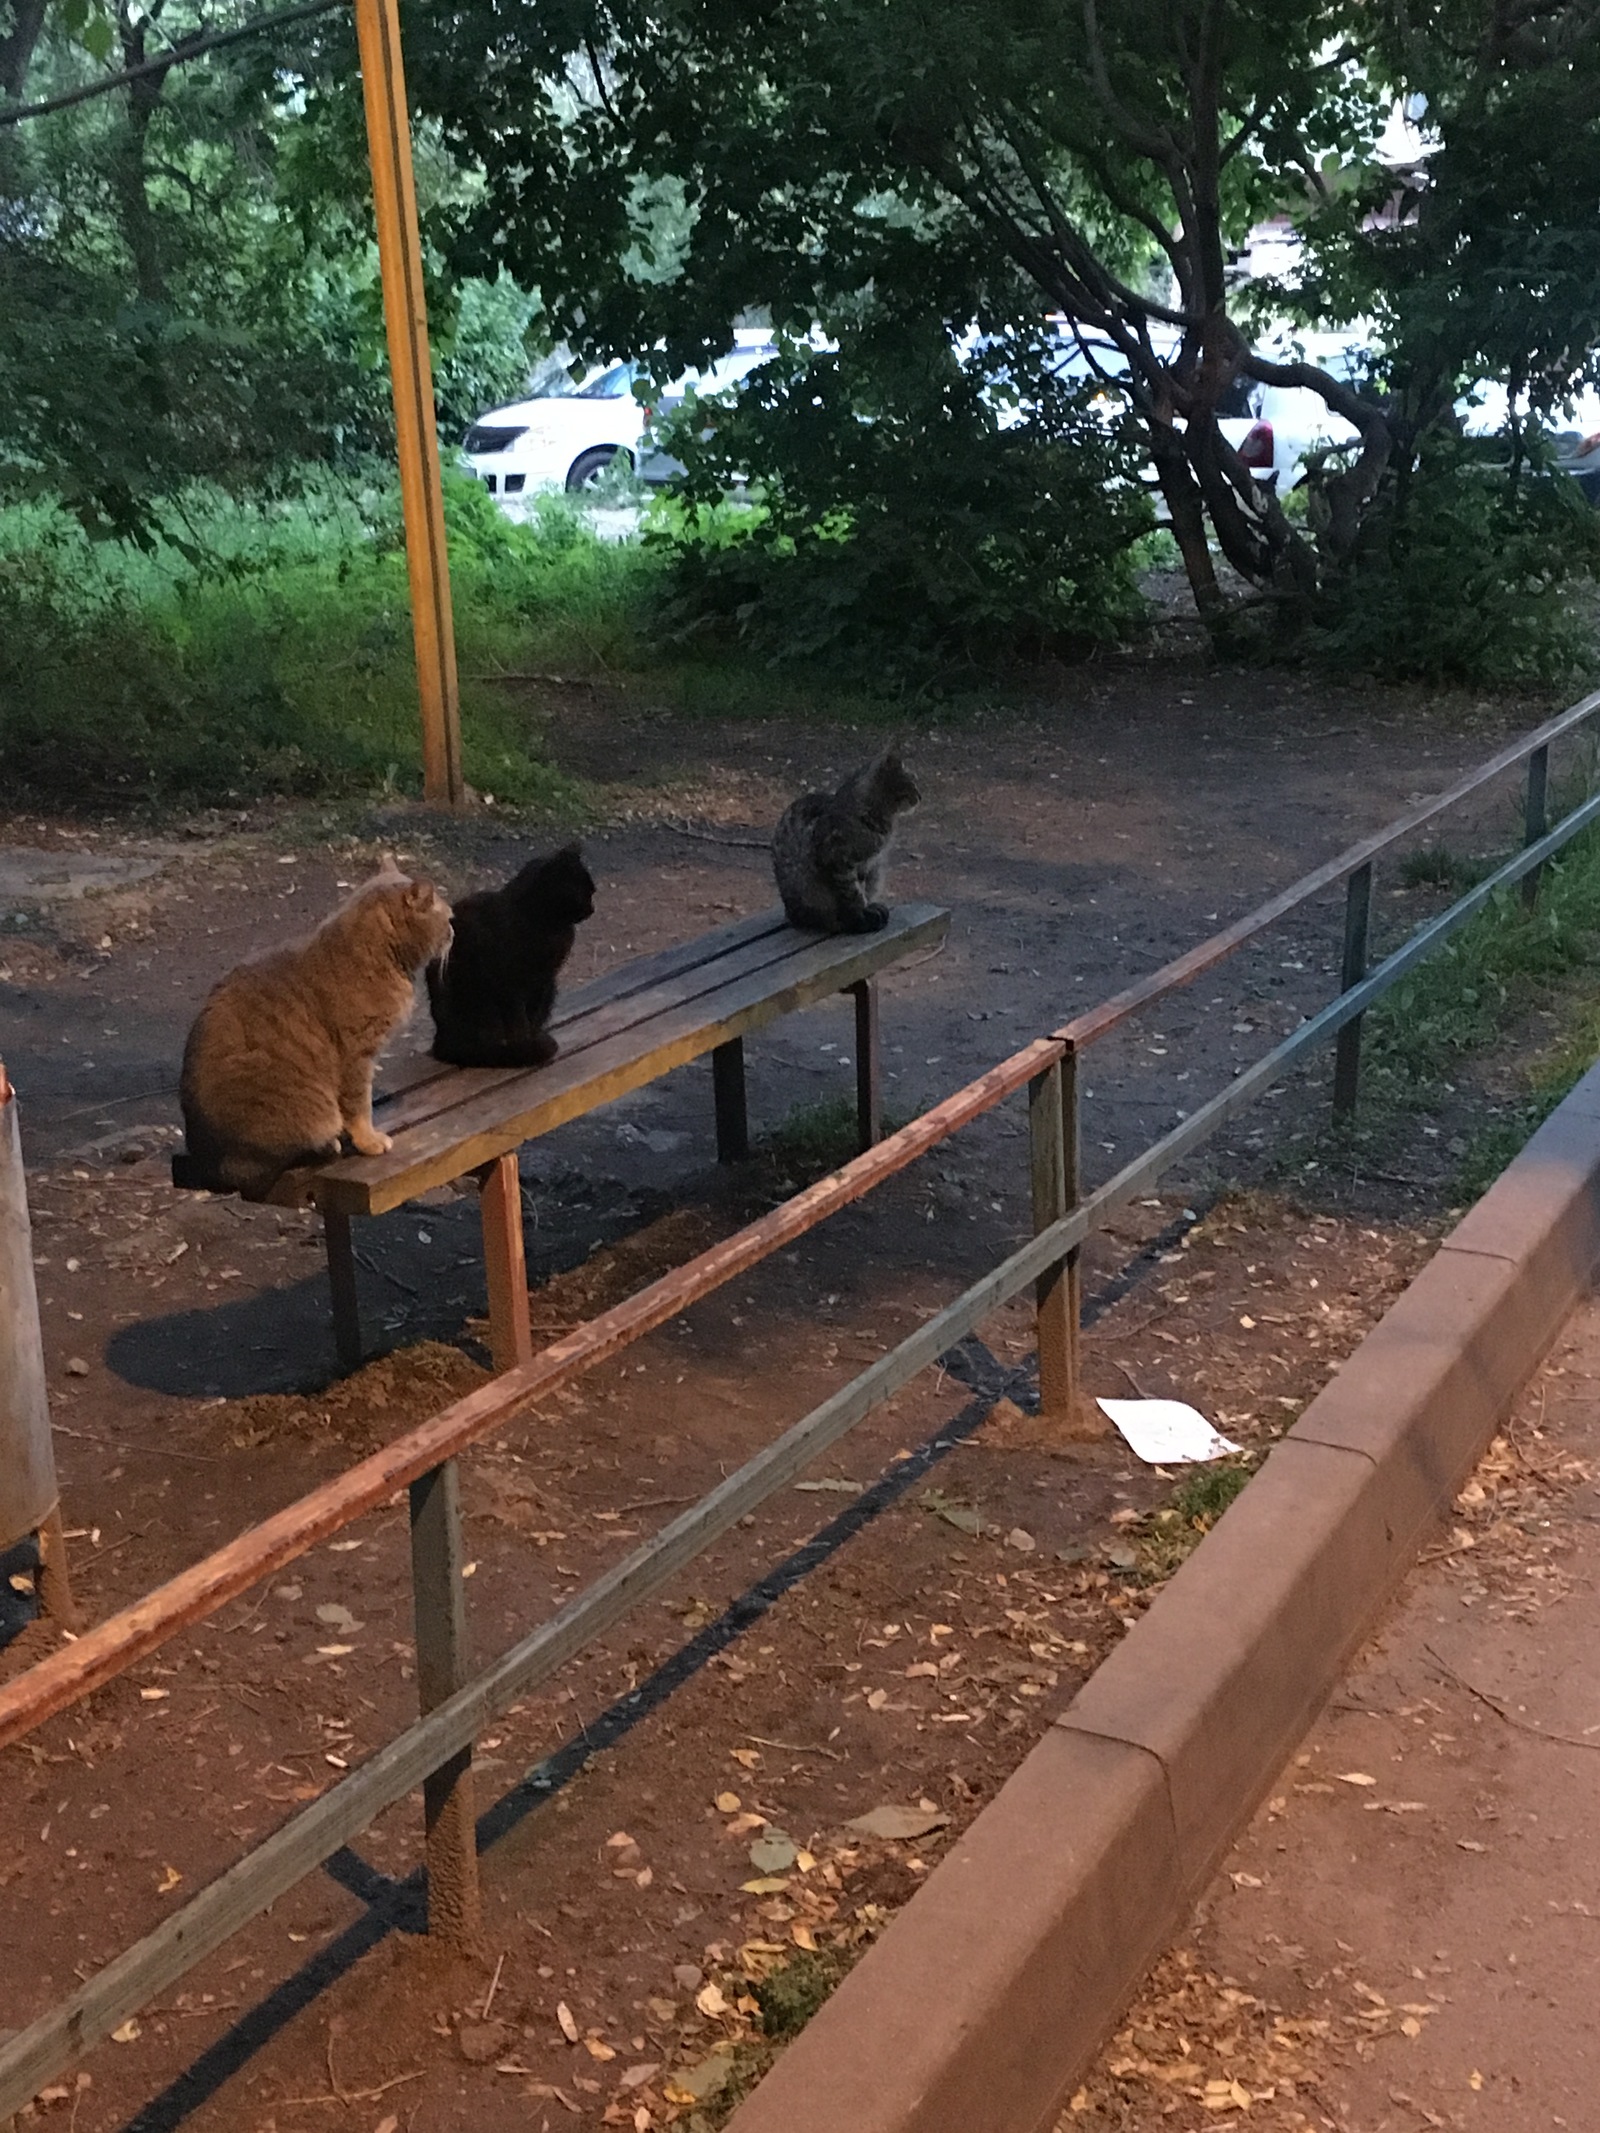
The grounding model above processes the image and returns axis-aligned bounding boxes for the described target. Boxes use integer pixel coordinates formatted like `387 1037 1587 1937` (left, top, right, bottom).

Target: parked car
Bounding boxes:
1045 323 1367 491
462 331 780 506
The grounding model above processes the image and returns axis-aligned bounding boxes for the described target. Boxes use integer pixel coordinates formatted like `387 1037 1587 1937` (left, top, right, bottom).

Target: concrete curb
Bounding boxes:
724 1063 1600 2133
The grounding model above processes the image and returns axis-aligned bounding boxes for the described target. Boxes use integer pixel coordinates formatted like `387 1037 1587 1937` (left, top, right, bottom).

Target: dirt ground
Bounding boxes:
0 656 1578 2131
1063 1283 1600 2133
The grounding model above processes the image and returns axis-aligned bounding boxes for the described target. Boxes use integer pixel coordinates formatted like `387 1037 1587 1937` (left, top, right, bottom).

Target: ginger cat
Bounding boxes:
175 864 452 1200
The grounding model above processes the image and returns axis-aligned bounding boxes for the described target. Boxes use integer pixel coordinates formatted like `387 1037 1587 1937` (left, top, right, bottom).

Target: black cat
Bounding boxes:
426 844 596 1068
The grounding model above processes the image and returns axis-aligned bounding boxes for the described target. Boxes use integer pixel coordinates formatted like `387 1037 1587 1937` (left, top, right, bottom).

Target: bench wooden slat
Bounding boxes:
304 904 948 1216
371 920 838 1139
369 909 792 1114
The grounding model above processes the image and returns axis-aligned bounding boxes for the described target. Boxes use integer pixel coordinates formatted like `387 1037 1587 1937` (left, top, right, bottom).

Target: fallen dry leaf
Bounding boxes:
556 2001 580 2044
695 1982 730 2019
110 2020 141 2044
748 1829 798 1874
843 1804 951 1841
156 1864 181 1894
1336 1772 1377 1787
715 1792 741 1813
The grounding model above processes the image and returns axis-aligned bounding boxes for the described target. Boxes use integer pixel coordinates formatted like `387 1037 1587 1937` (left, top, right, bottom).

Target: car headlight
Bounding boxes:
464 424 528 454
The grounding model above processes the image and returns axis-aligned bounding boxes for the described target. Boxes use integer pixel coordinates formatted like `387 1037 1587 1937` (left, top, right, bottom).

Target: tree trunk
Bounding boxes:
112 6 170 305
0 0 48 104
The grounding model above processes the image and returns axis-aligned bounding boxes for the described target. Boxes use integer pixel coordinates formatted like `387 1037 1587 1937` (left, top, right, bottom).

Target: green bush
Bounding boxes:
1308 434 1600 684
0 468 653 809
648 324 1153 674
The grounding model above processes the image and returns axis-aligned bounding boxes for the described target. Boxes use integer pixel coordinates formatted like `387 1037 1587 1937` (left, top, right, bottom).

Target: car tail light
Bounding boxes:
1237 420 1274 470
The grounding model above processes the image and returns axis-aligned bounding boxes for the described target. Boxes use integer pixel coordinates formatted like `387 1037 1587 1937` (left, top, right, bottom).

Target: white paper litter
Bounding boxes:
1095 1398 1242 1466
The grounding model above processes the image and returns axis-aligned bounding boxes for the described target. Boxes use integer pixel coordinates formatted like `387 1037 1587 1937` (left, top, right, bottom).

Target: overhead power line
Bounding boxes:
0 0 344 126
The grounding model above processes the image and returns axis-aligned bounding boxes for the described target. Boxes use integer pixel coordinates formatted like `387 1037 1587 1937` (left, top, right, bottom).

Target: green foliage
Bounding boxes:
1397 844 1485 892
1296 4 1600 437
759 1094 910 1186
650 327 1152 671
752 1950 853 2041
1366 825 1600 1102
1129 1459 1258 1582
0 467 648 808
0 6 541 535
1308 437 1600 685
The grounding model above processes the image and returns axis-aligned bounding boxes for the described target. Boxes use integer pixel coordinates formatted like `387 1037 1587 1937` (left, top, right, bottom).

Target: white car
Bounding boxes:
1046 322 1365 491
462 332 779 506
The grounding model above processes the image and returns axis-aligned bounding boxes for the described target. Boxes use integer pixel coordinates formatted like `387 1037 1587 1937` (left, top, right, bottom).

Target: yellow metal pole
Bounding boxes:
353 0 465 808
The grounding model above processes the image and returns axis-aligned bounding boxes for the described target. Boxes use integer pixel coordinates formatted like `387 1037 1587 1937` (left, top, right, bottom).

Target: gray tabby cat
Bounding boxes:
771 751 920 933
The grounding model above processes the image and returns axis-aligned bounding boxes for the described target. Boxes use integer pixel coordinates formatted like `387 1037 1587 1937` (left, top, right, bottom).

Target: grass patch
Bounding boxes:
1396 842 1488 893
1451 987 1600 1198
1357 822 1600 1105
1128 1458 1258 1582
670 1948 860 2129
1306 809 1600 1200
758 1095 909 1187
0 470 654 811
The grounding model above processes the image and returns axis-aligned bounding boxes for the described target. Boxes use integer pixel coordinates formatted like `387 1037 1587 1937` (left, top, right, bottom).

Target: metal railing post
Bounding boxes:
409 1459 481 1948
1332 861 1373 1119
1523 742 1550 908
1031 1046 1082 1419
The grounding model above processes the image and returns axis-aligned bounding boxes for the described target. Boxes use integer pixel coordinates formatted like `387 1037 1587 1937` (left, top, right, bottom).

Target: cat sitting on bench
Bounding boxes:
426 842 596 1068
175 863 452 1200
771 751 920 933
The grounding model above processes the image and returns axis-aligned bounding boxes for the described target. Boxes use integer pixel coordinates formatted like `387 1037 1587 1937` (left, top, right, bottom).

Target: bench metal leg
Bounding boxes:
324 1211 362 1374
479 1152 532 1373
712 1037 750 1163
409 1457 481 1949
850 979 882 1153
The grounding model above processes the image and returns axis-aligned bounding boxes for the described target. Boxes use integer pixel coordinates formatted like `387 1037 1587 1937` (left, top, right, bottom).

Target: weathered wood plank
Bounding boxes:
313 905 949 1214
479 1153 532 1372
368 917 816 1140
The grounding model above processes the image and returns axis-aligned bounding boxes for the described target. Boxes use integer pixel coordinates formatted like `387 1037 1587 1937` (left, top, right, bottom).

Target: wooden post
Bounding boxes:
323 1211 363 1375
353 0 465 809
712 1038 750 1163
0 1059 77 1629
1332 861 1373 1120
479 1153 533 1372
850 980 882 1154
1030 1048 1084 1424
409 1459 481 1947
1523 743 1550 908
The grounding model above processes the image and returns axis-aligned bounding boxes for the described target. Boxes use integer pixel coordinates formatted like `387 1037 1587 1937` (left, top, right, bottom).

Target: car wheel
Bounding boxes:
566 446 630 492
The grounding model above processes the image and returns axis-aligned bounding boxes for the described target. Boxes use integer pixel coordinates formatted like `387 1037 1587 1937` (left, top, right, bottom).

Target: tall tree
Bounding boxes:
414 0 1600 623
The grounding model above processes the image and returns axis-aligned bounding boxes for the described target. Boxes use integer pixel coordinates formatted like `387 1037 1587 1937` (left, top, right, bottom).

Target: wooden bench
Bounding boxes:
229 902 947 1372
